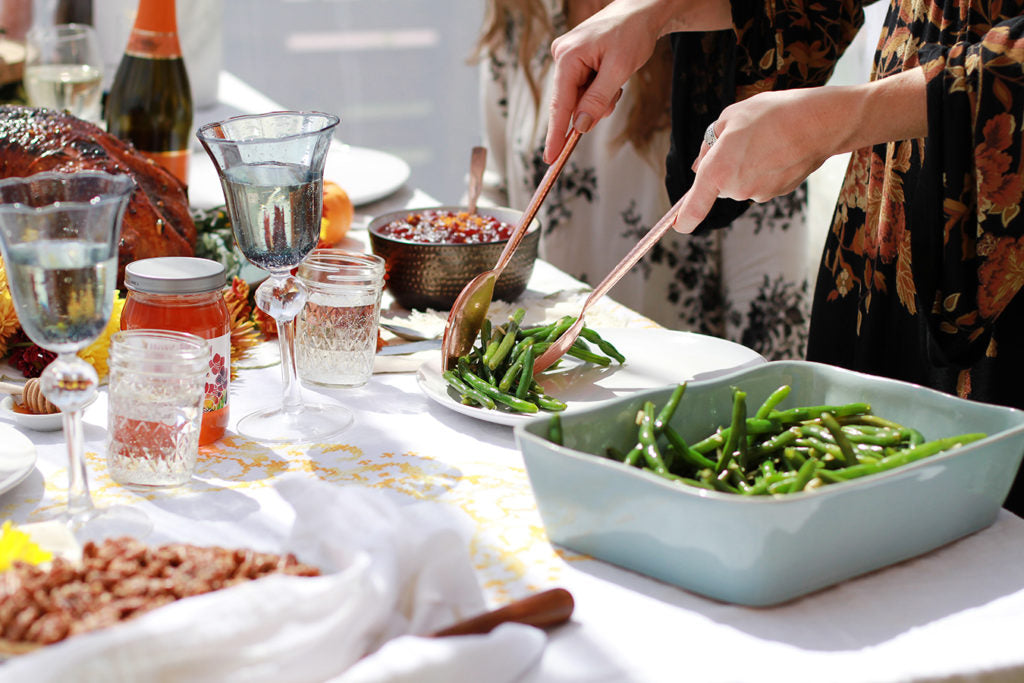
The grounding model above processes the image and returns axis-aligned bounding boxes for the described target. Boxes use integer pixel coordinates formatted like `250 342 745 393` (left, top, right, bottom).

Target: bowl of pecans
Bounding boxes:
368 205 540 311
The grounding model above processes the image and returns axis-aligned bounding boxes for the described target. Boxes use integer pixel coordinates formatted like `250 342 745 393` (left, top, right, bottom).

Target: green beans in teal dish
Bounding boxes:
552 382 988 496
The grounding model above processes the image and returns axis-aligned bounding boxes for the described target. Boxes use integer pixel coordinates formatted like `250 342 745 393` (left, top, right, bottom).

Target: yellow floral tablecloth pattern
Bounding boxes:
0 259 660 607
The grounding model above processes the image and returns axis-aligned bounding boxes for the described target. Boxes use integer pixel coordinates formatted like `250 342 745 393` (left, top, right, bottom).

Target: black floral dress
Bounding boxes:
680 0 1024 510
481 1 812 361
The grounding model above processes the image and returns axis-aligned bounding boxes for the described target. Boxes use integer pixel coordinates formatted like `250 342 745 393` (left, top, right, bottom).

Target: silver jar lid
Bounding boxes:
125 257 226 294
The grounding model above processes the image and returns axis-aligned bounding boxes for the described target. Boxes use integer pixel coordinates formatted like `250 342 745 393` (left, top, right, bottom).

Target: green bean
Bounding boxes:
821 433 987 481
839 426 908 446
794 436 843 460
547 414 563 445
697 468 738 493
482 338 501 367
691 418 779 454
543 316 575 342
769 402 871 424
528 391 567 412
768 475 799 495
476 354 495 384
755 385 792 420
497 338 533 393
516 343 535 399
844 414 906 430
566 343 612 366
486 309 525 370
654 384 686 433
578 327 626 363
662 425 717 470
637 401 669 475
480 318 491 353
460 364 539 413
679 477 715 491
789 458 819 493
781 446 807 471
497 354 523 393
520 321 556 338
720 387 748 471
750 428 800 457
442 370 495 410
820 412 856 466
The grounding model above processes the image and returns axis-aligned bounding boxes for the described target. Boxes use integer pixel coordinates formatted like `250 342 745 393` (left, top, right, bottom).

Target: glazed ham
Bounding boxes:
0 105 195 282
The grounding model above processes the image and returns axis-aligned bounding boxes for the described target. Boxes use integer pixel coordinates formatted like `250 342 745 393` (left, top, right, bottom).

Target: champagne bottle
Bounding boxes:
105 0 192 185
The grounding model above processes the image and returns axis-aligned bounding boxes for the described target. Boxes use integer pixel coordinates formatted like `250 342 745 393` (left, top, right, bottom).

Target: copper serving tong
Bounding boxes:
533 194 687 373
441 129 584 371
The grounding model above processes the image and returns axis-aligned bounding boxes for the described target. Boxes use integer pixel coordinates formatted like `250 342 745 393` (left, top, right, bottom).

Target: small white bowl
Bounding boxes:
0 395 63 431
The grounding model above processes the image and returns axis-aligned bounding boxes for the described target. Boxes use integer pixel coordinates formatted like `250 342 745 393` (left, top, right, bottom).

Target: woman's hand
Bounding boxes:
543 0 731 163
673 68 928 233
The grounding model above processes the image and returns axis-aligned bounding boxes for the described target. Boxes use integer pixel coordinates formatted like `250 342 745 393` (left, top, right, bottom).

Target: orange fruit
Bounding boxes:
320 180 354 245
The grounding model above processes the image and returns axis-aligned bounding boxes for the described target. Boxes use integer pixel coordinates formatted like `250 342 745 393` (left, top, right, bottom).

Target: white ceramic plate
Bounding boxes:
0 423 37 496
189 144 411 209
417 328 766 426
330 145 411 206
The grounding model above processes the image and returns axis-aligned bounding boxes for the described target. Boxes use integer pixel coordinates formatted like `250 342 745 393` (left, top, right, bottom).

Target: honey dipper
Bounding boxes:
0 378 59 414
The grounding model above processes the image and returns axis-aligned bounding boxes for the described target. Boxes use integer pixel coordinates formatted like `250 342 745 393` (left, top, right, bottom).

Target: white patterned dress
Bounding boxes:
478 4 812 360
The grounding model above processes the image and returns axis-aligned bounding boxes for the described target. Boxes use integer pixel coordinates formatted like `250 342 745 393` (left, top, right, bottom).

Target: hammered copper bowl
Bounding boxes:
368 205 540 311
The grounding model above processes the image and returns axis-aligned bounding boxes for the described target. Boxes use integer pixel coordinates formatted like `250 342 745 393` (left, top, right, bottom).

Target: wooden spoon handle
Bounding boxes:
0 381 25 395
429 588 574 638
466 146 487 215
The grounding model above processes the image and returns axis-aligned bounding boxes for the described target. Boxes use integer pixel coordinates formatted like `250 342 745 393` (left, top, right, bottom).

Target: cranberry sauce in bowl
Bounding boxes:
375 209 516 244
368 205 540 311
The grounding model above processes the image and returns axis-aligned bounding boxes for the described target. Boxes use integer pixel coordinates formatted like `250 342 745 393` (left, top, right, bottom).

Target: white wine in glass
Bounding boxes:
24 23 103 123
197 111 353 443
0 171 151 541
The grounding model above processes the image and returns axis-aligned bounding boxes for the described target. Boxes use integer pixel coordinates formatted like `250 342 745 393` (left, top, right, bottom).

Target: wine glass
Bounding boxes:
23 23 104 123
197 111 354 443
0 171 151 540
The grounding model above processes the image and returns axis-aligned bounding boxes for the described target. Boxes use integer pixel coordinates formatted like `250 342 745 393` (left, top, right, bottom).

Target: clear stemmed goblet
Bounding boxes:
23 23 104 123
197 111 353 443
0 171 151 540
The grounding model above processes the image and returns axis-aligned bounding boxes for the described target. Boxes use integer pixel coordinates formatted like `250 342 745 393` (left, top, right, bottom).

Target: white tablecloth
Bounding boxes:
3 248 1024 681
3 73 1024 682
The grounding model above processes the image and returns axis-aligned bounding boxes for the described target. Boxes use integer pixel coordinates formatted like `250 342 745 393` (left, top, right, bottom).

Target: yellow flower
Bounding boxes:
78 293 125 380
0 261 22 357
0 520 52 570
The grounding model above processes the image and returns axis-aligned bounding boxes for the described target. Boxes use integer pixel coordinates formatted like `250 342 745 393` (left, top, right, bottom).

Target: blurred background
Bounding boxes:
3 0 484 203
215 0 485 204
3 0 882 263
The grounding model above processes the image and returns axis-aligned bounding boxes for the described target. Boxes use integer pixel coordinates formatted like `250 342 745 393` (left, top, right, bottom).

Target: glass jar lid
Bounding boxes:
296 249 384 287
125 257 226 294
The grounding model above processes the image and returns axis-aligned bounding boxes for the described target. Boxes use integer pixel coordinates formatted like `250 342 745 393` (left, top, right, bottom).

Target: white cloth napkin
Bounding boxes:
0 477 546 682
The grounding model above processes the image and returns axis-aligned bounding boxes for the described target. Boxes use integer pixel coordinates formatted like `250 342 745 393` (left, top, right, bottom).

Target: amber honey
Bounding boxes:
121 257 230 445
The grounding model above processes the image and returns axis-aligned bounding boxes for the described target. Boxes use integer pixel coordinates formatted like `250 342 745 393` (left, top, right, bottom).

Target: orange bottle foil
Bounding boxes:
122 257 230 445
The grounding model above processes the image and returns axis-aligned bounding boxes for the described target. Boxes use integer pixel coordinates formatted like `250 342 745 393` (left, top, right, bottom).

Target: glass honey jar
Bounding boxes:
121 257 230 444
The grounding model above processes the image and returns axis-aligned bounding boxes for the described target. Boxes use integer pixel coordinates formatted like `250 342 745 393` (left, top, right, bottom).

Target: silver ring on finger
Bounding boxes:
704 122 718 148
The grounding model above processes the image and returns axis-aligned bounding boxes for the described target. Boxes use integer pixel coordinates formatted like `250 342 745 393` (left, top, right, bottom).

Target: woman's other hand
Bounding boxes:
674 68 928 233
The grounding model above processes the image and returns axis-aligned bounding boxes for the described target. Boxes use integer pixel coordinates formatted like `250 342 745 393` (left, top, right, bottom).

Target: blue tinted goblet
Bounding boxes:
197 111 353 443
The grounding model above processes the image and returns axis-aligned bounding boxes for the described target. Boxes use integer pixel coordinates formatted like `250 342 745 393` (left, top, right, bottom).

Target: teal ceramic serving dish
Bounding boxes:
515 360 1024 606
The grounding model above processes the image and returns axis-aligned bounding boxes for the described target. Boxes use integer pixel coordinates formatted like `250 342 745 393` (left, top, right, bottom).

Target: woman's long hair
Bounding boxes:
474 0 671 160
